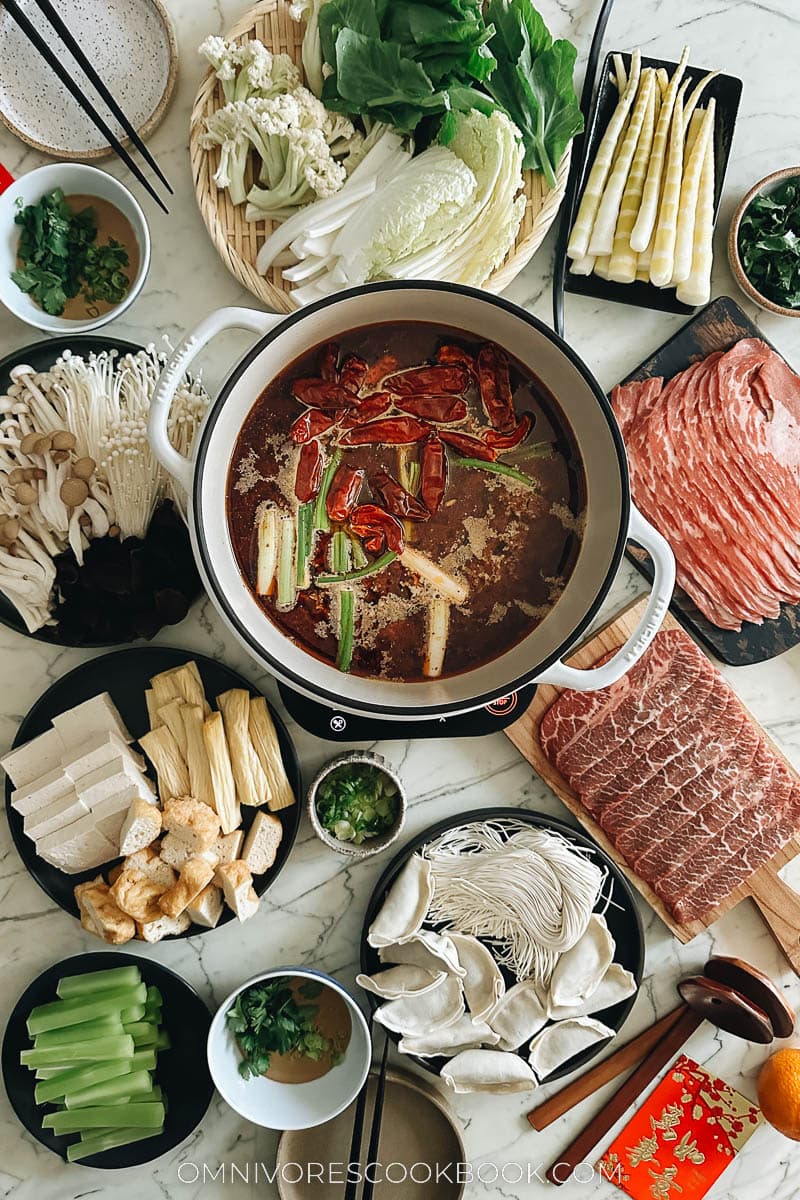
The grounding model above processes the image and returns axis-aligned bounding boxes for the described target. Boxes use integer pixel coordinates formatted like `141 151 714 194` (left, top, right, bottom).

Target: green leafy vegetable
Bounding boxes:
225 978 339 1079
316 762 399 844
11 188 130 316
318 0 497 134
484 0 582 187
738 177 800 309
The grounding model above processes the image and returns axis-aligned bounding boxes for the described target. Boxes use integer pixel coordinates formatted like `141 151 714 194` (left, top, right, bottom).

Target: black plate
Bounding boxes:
618 294 800 665
360 808 644 1083
565 52 742 314
0 335 202 646
2 951 213 1167
4 646 302 936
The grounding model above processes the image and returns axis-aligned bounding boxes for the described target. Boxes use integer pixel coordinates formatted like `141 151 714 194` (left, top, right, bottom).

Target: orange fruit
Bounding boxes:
758 1049 800 1140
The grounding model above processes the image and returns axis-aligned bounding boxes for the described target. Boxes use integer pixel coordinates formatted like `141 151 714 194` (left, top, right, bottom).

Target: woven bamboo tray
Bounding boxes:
189 0 571 314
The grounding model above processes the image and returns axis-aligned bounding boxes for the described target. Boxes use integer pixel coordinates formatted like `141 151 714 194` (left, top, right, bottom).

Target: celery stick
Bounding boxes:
67 1126 162 1163
57 966 142 999
66 1070 153 1109
120 1004 146 1024
35 1067 71 1079
123 1021 157 1047
27 985 146 1034
35 1059 133 1105
155 1029 171 1052
21 1035 134 1066
145 986 162 1009
130 1048 156 1072
44 1101 165 1134
35 1016 122 1047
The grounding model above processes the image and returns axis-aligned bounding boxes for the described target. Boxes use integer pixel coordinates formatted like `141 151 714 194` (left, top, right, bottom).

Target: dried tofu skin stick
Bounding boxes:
673 101 715 284
608 76 657 282
169 663 211 717
249 696 296 811
217 689 268 806
630 44 690 252
682 71 718 132
150 672 181 712
202 712 241 834
144 690 161 732
589 69 656 256
593 254 611 278
656 68 669 97
649 79 689 287
567 49 642 260
676 109 716 306
139 727 189 803
157 699 189 760
568 255 596 276
181 704 217 811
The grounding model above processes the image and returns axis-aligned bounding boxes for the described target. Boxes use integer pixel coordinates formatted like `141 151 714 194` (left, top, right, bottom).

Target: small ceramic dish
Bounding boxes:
306 751 407 859
207 967 371 1131
0 162 150 333
728 166 800 318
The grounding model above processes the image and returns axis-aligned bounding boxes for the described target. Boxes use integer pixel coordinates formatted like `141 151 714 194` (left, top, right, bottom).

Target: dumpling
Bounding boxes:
548 914 615 1008
548 963 637 1020
374 976 464 1035
450 932 505 1023
441 1049 538 1094
356 965 446 1000
487 980 548 1051
378 929 466 977
367 855 432 947
399 1015 499 1058
527 1017 614 1079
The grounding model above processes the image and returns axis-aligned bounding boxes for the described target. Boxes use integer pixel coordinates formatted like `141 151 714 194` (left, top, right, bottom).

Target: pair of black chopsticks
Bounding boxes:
345 1025 390 1200
3 0 171 213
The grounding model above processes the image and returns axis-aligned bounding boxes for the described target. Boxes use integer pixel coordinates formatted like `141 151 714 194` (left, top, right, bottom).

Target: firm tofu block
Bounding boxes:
53 693 133 750
37 816 118 874
23 790 87 840
74 757 157 808
1 728 65 789
65 730 146 779
11 768 73 817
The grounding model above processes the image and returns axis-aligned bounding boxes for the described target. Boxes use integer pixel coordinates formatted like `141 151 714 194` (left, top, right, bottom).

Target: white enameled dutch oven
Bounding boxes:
149 282 675 721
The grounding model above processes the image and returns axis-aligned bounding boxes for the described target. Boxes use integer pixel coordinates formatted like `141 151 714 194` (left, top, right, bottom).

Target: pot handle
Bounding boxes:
149 306 285 492
536 505 676 691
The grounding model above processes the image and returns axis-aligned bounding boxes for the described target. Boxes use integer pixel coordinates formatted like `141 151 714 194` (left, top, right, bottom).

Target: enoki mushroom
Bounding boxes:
423 819 607 987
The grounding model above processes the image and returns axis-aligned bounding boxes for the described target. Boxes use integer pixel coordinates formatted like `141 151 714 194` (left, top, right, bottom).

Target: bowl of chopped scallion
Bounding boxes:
307 752 406 859
729 166 800 317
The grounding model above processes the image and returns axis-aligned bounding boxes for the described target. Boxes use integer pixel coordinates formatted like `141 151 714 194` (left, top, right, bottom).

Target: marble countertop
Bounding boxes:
1 0 800 1197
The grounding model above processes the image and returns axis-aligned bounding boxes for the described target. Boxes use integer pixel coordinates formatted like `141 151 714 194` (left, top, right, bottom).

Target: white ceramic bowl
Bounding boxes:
207 967 372 1131
0 162 150 333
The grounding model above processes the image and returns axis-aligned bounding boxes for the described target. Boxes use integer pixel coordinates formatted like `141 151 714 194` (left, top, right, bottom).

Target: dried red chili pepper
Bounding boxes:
436 344 475 372
340 416 429 446
339 392 392 430
370 469 430 521
395 395 467 423
339 353 368 394
477 344 516 433
349 504 405 554
439 430 497 461
292 379 357 410
319 342 339 382
419 436 448 514
326 465 365 522
294 440 324 502
384 364 470 396
363 352 400 389
484 413 533 450
290 409 339 444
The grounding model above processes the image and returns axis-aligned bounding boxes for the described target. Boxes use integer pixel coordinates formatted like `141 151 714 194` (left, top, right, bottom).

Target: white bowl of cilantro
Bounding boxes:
308 752 406 859
729 167 800 318
0 162 150 333
207 968 371 1130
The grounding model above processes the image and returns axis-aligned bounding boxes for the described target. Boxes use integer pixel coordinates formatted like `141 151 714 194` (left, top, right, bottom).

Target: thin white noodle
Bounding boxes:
422 820 606 987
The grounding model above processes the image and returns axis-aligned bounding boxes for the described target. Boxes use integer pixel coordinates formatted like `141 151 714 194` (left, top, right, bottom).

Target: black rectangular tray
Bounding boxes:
566 52 743 315
618 294 800 666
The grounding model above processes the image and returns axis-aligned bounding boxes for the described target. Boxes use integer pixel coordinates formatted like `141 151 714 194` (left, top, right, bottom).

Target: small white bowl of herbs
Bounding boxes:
307 752 406 859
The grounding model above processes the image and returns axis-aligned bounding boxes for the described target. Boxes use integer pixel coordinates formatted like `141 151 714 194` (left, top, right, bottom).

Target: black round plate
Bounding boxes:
5 646 302 938
0 335 202 646
2 950 214 1167
360 807 644 1083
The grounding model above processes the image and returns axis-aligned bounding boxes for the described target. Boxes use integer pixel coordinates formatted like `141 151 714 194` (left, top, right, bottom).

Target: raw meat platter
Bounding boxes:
616 295 800 665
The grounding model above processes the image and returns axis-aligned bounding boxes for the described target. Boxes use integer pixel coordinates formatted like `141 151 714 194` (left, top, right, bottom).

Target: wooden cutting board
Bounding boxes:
505 596 800 973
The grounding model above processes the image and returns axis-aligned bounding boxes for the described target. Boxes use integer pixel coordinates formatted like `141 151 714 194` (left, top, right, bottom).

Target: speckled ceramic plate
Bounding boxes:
0 0 178 160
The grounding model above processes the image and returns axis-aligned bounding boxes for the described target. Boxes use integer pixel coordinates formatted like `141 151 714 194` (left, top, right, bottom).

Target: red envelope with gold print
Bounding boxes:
597 1055 762 1200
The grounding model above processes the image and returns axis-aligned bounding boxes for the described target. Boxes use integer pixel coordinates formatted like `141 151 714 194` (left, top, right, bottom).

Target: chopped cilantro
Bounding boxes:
226 977 336 1080
738 177 800 310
